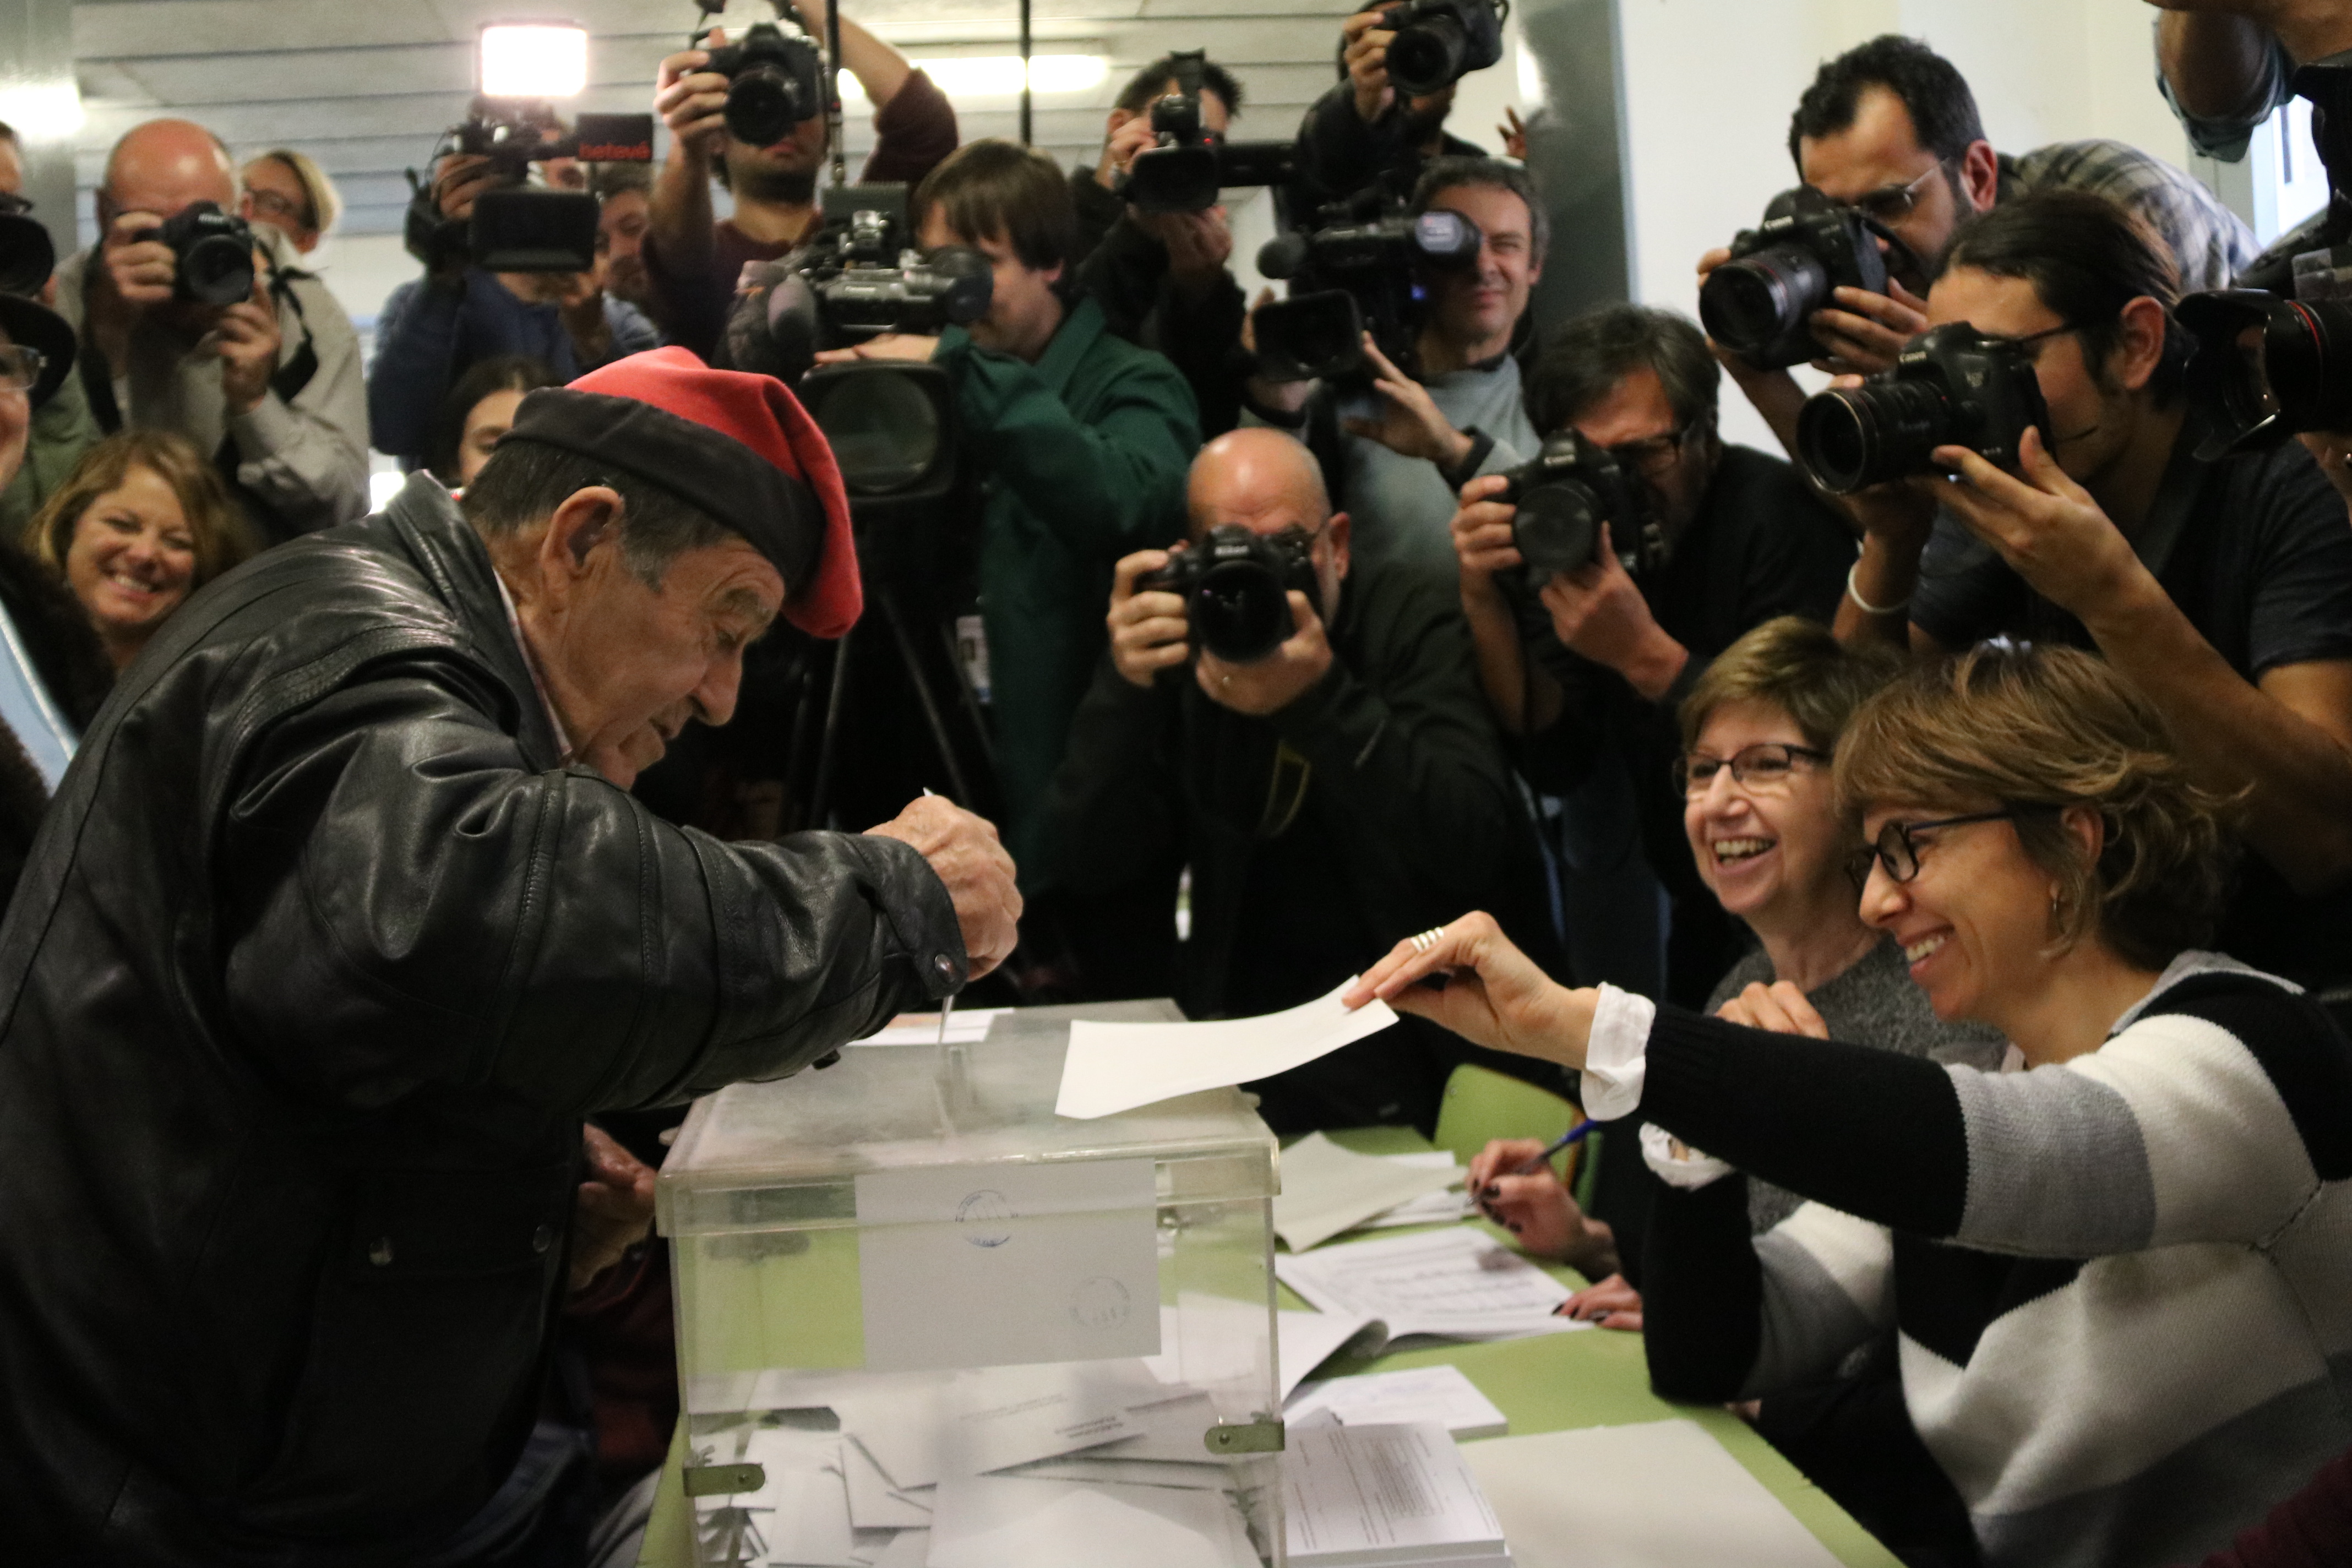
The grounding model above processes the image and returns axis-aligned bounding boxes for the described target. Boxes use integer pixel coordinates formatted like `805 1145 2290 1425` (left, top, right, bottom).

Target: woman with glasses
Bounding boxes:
1351 641 2352 1568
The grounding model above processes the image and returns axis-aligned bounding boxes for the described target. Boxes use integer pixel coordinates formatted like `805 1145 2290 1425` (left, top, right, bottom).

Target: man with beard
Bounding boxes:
646 0 958 361
592 162 656 319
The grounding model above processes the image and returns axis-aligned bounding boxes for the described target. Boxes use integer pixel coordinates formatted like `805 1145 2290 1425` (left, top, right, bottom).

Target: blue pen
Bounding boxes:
1514 1119 1596 1175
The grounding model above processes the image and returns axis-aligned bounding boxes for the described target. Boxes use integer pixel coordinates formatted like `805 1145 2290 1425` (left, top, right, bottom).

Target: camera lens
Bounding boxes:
2255 300 2352 433
181 232 255 307
815 371 941 496
726 67 804 149
0 213 53 299
1700 246 1830 362
1191 559 1293 663
1511 482 1602 578
1797 381 1953 494
1387 15 1468 95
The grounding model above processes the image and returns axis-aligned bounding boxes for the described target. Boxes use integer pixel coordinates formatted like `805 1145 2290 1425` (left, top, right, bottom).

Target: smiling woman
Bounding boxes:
25 430 258 672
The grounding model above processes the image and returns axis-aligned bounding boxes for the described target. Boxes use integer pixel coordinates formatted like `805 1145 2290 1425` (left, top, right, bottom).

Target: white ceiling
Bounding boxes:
71 0 1360 238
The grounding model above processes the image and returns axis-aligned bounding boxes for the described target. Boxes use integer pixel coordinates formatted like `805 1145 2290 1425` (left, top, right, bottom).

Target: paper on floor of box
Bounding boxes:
1275 1134 1463 1252
869 1527 930 1568
843 1434 933 1529
943 1362 1150 1476
925 1472 1254 1568
1055 981 1398 1119
995 1452 1235 1490
734 1428 862 1567
1460 1418 1844 1568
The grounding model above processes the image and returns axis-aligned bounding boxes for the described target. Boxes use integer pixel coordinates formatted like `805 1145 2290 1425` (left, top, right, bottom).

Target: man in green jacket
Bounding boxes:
818 138 1199 893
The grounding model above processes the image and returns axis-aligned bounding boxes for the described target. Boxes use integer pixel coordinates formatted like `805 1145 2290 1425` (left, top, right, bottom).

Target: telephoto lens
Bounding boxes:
2179 289 2352 458
1700 187 1889 369
1796 322 2051 494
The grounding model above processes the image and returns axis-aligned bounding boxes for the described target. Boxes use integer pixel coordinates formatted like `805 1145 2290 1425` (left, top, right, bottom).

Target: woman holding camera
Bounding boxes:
1352 643 2352 1568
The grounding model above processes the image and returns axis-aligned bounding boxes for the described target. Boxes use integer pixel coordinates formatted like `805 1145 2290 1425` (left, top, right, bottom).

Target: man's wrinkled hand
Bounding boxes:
569 1124 656 1293
1536 524 1688 700
1196 591 1332 715
1108 547 1191 689
866 794 1021 979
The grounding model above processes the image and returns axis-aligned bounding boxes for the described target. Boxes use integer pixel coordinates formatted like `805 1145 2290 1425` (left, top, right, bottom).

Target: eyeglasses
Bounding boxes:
243 186 313 228
1844 159 1953 226
1843 807 2050 890
1608 421 1703 480
1985 323 2076 362
0 345 47 394
1679 741 1828 797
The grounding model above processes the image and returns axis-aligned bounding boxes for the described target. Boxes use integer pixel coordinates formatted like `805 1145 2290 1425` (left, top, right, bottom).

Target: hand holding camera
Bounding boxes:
101 210 181 312
655 35 736 165
1109 548 1195 689
1115 527 1334 713
207 273 284 415
1141 206 1234 297
1342 9 1401 124
1447 472 1523 600
1535 522 1685 700
1341 333 1473 468
1927 424 2144 621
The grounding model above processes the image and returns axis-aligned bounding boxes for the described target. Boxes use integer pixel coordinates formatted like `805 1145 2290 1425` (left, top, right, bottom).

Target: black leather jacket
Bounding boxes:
0 475 961 1562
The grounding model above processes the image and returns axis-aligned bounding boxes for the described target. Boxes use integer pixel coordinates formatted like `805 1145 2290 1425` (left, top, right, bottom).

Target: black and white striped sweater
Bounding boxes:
1628 954 2352 1568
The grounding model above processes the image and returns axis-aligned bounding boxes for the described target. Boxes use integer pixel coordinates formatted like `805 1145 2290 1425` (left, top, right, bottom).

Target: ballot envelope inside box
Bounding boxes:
657 1004 1286 1568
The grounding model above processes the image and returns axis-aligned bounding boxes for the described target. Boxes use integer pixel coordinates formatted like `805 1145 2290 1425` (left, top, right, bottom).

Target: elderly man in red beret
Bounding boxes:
0 346 1020 1562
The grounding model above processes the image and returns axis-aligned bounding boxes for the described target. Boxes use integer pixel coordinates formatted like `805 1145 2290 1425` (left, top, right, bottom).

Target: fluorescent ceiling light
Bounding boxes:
837 55 1106 104
0 83 83 140
480 22 589 99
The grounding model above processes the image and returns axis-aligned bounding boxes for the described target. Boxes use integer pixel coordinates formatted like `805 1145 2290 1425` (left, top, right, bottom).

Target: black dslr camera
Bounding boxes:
1139 525 1321 664
1121 50 1300 214
409 100 656 274
1796 323 2052 494
1254 197 1482 382
2179 290 2352 458
1700 187 1890 369
698 19 826 147
1376 0 1506 97
143 201 257 307
1494 431 1654 584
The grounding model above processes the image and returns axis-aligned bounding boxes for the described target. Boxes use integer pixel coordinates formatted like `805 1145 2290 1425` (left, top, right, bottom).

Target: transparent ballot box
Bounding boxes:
657 1004 1286 1568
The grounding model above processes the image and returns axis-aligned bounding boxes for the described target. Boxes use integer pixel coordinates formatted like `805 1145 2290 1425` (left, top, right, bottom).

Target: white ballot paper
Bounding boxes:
1055 981 1398 1119
843 1435 934 1529
943 1361 1148 1475
1275 1135 1464 1252
1286 1364 1509 1440
1277 1228 1587 1343
850 1008 1011 1046
1462 1419 1844 1568
737 1428 862 1567
1283 1420 1509 1567
855 1159 1159 1372
927 1472 1255 1568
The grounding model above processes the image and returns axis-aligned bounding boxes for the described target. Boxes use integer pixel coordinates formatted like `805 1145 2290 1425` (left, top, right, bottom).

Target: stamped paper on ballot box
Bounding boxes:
854 1160 1162 1373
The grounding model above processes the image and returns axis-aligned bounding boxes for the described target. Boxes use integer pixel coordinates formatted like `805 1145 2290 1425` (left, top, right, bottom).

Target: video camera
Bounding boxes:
2179 290 2352 459
1254 195 1482 382
1376 0 1505 97
1139 525 1321 664
1121 50 1300 215
695 13 826 148
1493 431 1654 584
1700 187 1891 369
1795 322 2051 494
409 97 656 274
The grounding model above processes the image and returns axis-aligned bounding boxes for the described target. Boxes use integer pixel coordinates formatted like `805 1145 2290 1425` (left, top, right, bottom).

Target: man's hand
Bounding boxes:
569 1124 656 1293
865 794 1021 979
1498 105 1528 160
1807 278 1930 375
1137 205 1234 299
2299 429 2352 513
1099 113 1161 188
1342 9 1397 123
1535 524 1689 700
432 153 503 224
1196 591 1332 715
100 210 178 313
209 272 283 416
1345 910 1595 1068
1717 980 1831 1038
1449 473 1521 602
656 37 732 165
1931 426 2146 620
1343 334 1473 468
814 334 939 365
1108 548 1193 688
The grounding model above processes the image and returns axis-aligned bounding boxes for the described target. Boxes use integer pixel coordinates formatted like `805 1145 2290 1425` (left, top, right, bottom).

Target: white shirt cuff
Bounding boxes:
1639 1121 1734 1190
1578 982 1654 1122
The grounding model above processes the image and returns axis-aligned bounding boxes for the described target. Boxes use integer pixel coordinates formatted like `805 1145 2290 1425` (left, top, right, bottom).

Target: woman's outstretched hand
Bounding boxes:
1344 911 1597 1070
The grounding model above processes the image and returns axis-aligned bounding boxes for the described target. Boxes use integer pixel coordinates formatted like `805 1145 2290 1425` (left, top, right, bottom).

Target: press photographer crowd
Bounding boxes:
6 0 2352 1562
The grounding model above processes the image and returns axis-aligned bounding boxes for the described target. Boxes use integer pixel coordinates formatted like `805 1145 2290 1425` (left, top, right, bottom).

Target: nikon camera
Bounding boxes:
698 19 826 147
1254 200 1482 382
1796 322 2052 494
2178 289 2352 459
1122 53 1299 215
1376 0 1506 96
1493 431 1652 584
1700 187 1889 369
141 201 257 307
1139 525 1321 664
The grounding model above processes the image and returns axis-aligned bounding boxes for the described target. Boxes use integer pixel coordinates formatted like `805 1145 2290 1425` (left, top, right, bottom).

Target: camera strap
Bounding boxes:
1257 741 1313 839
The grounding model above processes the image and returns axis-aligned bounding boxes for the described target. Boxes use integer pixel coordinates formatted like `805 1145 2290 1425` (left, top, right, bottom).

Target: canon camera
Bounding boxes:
1701 186 1890 369
699 20 826 148
1376 0 1506 96
1140 525 1321 665
2179 289 2352 458
1493 431 1653 584
1254 200 1482 382
1796 322 2052 494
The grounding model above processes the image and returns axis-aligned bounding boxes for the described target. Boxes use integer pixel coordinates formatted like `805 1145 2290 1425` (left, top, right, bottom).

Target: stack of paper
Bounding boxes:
1276 1228 1589 1346
1287 1365 1510 1440
848 1008 1010 1046
1055 982 1398 1119
1274 1135 1464 1251
1284 1421 1512 1568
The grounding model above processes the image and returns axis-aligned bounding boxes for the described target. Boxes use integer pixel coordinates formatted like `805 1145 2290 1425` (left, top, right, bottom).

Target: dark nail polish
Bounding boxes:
1506 1221 1521 1233
1481 1184 1500 1199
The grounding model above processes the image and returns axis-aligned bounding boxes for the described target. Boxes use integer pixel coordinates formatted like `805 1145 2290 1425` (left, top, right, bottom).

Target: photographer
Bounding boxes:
1708 35 2255 459
57 119 367 541
592 162 657 317
1450 306 1852 1002
1075 54 1253 438
816 138 1198 881
0 120 102 541
1295 6 1488 213
368 138 661 470
647 0 956 361
1838 189 2352 997
1046 428 1534 1132
1248 156 1540 581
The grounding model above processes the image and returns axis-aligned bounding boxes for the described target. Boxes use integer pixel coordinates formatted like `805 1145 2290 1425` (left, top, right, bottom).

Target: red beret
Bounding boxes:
518 347 862 639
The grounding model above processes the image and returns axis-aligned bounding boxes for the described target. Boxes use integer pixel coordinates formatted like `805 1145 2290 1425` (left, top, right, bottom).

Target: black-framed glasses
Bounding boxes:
1845 158 1953 226
1608 420 1705 480
1679 741 1829 797
1844 807 2051 890
0 345 45 395
1985 323 2076 362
